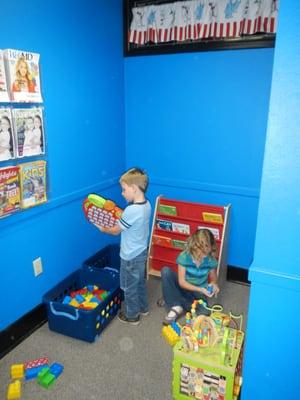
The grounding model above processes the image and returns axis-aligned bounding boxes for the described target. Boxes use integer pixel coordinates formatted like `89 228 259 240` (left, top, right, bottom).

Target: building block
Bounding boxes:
170 321 182 336
37 367 56 388
24 356 49 369
10 364 24 379
50 362 64 378
162 324 181 346
7 380 21 400
25 364 49 380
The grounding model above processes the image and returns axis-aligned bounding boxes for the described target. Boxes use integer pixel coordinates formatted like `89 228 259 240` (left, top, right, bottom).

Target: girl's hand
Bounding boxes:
210 283 220 297
199 286 214 297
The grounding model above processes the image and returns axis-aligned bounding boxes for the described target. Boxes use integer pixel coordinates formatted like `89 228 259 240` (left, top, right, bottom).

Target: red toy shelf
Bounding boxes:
147 196 231 283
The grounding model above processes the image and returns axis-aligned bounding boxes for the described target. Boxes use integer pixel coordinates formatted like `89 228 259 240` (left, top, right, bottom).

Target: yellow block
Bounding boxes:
162 326 180 346
7 379 21 400
10 364 24 379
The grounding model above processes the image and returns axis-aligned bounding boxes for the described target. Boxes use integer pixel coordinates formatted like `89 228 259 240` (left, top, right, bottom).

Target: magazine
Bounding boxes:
156 218 173 231
0 107 15 161
172 222 190 235
19 160 47 209
12 107 45 158
0 165 20 217
4 49 43 103
197 225 220 240
0 51 10 102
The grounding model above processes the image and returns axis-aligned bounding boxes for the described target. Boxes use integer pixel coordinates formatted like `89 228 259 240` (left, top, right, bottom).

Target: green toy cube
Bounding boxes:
172 328 244 400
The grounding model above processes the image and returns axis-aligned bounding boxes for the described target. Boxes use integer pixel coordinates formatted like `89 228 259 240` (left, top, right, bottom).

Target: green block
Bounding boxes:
39 372 56 388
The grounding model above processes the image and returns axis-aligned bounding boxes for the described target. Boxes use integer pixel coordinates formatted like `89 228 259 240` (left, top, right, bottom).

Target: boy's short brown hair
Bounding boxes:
119 167 149 193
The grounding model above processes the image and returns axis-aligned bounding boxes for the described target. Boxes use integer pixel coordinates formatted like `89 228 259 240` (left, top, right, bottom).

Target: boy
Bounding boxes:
98 167 151 325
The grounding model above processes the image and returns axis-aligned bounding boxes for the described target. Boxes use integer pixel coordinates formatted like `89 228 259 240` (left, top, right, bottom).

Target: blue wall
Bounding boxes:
124 49 274 268
243 2 300 399
0 0 125 330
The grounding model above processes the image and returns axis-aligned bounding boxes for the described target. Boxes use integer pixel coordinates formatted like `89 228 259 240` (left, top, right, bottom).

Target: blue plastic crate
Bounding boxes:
83 244 120 271
43 268 122 342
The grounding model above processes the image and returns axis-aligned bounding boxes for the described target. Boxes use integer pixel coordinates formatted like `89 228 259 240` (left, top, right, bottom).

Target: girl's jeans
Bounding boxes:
161 266 208 313
120 249 148 319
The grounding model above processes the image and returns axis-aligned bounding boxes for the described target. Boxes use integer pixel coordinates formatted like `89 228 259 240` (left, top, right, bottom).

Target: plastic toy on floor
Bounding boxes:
83 194 123 228
162 321 182 346
6 358 63 399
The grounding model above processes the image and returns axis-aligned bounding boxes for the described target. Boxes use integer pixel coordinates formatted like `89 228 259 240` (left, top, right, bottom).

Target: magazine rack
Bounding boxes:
147 195 231 284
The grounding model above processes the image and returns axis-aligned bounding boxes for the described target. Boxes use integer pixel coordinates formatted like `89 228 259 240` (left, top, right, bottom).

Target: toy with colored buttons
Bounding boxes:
83 194 123 228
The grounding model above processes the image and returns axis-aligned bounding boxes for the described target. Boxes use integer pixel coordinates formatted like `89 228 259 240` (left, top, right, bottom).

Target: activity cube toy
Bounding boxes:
172 301 244 399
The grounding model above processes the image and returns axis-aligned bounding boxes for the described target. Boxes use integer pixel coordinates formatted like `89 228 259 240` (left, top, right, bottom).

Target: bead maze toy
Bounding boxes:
172 301 244 400
82 194 123 228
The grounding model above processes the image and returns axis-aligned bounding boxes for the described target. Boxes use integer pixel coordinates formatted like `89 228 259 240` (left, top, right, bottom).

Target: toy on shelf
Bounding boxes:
83 194 123 228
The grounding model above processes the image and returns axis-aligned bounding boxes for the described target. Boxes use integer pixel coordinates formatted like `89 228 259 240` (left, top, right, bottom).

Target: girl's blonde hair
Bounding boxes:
186 228 217 259
119 167 148 193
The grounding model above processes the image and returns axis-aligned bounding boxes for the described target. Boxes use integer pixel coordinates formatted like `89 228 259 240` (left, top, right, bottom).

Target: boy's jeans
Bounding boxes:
120 249 148 319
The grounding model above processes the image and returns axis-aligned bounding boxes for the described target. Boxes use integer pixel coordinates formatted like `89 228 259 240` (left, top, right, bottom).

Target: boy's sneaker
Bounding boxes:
117 311 140 325
140 310 150 316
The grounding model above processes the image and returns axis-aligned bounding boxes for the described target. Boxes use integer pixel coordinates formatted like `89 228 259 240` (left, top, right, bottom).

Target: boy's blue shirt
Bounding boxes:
176 251 217 287
118 199 151 261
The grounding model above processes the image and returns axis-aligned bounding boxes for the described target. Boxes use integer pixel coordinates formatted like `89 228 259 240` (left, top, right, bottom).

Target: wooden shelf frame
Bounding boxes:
147 195 231 286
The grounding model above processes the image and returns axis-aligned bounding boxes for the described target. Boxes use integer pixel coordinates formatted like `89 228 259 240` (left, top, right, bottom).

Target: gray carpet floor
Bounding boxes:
0 276 249 400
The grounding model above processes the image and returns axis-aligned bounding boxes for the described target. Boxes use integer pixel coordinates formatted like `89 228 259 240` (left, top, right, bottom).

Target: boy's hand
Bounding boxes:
95 224 106 232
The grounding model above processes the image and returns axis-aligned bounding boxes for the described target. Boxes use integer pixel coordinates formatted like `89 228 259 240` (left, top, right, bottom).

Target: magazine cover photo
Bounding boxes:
0 107 15 162
12 107 45 158
4 49 43 103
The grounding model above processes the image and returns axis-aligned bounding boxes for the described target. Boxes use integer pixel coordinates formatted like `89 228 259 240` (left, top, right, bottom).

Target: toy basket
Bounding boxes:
83 244 120 271
43 267 122 342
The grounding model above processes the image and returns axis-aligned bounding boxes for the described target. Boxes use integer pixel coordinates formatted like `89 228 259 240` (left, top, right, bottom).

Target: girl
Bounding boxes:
12 58 36 93
161 228 220 325
0 116 13 161
22 115 42 157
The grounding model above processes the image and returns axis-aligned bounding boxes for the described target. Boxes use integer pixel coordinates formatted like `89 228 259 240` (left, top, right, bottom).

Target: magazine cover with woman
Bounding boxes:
0 107 15 162
4 49 43 103
0 50 10 102
12 107 45 158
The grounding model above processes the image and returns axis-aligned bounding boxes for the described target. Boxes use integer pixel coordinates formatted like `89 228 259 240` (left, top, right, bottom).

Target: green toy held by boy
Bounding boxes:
97 167 151 325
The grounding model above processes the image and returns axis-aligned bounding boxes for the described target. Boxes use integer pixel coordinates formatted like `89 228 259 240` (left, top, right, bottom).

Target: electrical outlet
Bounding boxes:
33 257 43 277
